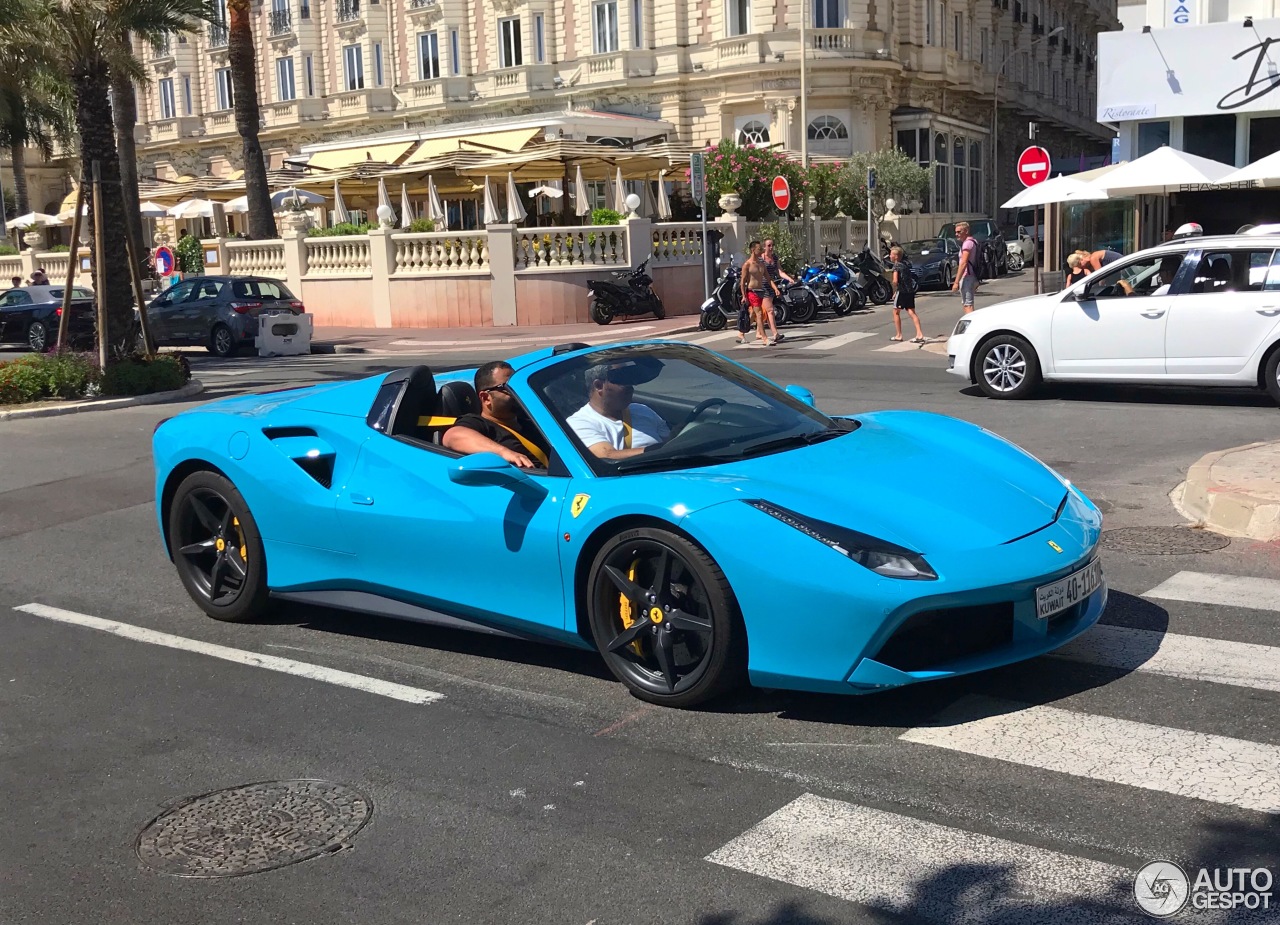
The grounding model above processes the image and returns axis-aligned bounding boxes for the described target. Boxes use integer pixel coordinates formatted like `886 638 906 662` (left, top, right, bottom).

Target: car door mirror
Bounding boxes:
784 384 816 407
448 452 536 489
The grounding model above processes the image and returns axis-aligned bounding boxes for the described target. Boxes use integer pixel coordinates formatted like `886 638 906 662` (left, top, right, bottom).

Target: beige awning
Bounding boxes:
305 141 416 171
401 127 541 165
457 140 693 181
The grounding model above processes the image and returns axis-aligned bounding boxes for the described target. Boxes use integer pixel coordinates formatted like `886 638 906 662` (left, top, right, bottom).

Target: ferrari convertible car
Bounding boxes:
152 341 1106 708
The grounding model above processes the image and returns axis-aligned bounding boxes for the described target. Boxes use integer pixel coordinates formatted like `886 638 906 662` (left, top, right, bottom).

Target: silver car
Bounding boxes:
145 275 305 357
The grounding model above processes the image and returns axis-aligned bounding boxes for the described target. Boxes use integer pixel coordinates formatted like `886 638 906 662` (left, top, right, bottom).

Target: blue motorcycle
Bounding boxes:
800 253 865 315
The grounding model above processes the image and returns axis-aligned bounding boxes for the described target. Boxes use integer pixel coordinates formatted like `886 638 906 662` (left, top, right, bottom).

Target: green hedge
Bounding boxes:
99 352 190 396
0 243 18 256
0 351 99 404
308 221 375 237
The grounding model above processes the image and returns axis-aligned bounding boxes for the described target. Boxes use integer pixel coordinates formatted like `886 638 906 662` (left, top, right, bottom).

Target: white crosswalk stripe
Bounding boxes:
684 331 740 345
1143 570 1280 613
900 696 1280 814
707 793 1130 923
799 331 877 351
1054 623 1280 693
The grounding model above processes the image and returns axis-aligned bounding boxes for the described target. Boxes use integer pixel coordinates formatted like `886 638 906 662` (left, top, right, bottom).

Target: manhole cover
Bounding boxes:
1099 526 1230 555
136 780 371 878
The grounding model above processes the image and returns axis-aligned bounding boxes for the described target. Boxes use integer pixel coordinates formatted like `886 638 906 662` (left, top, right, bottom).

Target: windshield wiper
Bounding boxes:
613 452 728 474
729 428 847 459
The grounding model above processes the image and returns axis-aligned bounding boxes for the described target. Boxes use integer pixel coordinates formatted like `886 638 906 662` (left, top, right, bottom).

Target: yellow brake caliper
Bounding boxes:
617 558 644 656
233 517 246 561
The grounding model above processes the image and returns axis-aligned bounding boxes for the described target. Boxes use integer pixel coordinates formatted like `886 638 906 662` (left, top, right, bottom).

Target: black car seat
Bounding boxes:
438 380 479 418
385 365 438 439
1210 257 1232 291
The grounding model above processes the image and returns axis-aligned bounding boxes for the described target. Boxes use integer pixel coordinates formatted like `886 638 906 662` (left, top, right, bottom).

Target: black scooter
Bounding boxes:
846 246 894 305
699 256 742 331
587 257 665 325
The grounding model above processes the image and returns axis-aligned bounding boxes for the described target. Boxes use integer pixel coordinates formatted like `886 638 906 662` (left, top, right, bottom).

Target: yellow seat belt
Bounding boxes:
491 421 549 467
418 415 456 427
622 407 632 450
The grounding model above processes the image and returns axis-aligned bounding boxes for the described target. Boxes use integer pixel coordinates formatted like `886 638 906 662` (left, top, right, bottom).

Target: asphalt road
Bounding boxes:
3 298 1279 925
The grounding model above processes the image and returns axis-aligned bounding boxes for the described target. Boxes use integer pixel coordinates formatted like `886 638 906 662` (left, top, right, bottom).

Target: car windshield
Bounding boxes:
902 239 948 257
531 343 852 475
1003 230 1021 241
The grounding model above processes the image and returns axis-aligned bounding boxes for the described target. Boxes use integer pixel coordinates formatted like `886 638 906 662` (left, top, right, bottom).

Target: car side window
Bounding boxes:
1190 249 1274 294
1 291 33 306
232 280 258 299
258 282 283 299
1084 252 1189 299
158 282 194 306
193 280 225 301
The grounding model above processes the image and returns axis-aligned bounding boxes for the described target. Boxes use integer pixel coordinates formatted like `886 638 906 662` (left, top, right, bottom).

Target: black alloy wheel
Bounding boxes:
27 320 49 353
1264 348 1280 406
651 295 666 320
701 308 727 331
587 528 745 708
789 289 818 324
169 470 270 622
589 295 613 325
941 263 954 289
869 277 894 305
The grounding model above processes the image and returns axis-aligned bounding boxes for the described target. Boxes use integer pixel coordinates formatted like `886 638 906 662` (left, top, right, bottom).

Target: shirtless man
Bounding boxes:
740 240 781 346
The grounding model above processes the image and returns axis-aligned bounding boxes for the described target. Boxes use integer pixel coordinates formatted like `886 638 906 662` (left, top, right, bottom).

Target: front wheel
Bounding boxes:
1008 251 1025 272
788 290 818 324
168 470 270 622
589 295 613 325
27 320 49 353
701 308 727 331
869 277 893 305
587 528 746 708
650 295 666 320
940 263 954 289
975 334 1042 400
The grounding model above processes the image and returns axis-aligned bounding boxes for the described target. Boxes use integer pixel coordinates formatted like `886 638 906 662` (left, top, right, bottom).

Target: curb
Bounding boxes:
0 379 206 421
311 344 367 355
308 322 704 356
1171 441 1280 541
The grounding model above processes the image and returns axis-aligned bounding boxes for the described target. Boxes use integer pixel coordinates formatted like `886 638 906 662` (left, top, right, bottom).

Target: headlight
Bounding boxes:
953 318 971 336
747 500 937 580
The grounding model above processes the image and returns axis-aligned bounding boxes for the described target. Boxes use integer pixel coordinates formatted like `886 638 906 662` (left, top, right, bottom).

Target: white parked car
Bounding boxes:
946 234 1280 404
1004 226 1036 271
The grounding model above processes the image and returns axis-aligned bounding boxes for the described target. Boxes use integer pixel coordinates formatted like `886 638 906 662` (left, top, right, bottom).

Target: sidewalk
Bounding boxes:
311 313 703 354
1174 441 1280 542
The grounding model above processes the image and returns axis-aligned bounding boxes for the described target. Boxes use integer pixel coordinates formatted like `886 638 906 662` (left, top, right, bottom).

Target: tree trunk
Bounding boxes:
228 0 276 239
111 56 146 268
72 67 133 358
11 141 28 215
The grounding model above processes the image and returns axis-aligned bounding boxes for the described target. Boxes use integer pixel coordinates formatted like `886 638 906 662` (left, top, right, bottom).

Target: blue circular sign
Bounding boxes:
154 245 175 277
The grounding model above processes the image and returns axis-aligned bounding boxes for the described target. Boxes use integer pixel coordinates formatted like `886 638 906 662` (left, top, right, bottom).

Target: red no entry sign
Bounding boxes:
771 175 791 211
1017 146 1052 187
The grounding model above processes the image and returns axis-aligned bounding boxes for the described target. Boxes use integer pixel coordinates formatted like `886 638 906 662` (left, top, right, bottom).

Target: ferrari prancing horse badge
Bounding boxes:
571 494 590 518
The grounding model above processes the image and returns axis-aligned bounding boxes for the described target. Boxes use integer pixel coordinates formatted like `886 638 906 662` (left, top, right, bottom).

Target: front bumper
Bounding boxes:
945 333 975 379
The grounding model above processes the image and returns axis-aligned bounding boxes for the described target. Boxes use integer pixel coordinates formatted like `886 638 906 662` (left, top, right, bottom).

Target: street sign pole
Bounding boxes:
691 152 709 300
866 168 876 251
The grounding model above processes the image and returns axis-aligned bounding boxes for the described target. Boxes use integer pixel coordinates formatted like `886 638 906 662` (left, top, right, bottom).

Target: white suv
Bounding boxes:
946 234 1280 405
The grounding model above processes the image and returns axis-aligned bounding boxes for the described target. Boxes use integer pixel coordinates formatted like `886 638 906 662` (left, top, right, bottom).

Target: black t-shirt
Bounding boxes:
451 413 550 460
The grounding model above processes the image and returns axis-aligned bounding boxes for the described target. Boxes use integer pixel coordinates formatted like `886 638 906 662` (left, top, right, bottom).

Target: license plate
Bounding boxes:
1035 559 1103 619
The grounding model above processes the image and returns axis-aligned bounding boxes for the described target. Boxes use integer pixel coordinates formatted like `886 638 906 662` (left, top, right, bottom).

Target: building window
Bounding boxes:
953 136 966 211
980 27 988 65
183 75 192 115
933 131 948 212
969 141 983 214
633 0 643 47
1184 114 1235 165
276 56 295 101
374 42 383 86
419 32 440 79
304 54 315 96
953 14 962 53
450 29 461 74
925 0 934 45
1249 117 1280 163
343 43 364 90
1136 120 1169 157
499 16 522 67
593 1 618 53
813 0 840 28
534 13 545 62
807 115 848 141
215 66 234 110
159 77 175 120
726 0 749 36
738 119 770 145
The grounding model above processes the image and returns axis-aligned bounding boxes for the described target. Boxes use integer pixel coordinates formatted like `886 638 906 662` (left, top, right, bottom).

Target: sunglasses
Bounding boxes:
482 383 513 395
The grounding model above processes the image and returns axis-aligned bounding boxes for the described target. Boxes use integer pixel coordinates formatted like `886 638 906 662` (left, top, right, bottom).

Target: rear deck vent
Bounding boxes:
294 455 334 489
263 426 317 439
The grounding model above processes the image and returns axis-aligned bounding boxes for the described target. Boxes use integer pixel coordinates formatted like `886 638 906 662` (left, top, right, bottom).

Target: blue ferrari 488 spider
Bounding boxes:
153 340 1106 707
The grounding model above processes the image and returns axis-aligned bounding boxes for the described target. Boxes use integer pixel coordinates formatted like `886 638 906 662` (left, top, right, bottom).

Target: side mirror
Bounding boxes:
447 452 536 489
784 384 816 408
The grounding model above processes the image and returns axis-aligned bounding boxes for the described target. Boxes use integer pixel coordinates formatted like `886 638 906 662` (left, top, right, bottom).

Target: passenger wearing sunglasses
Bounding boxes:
443 361 550 468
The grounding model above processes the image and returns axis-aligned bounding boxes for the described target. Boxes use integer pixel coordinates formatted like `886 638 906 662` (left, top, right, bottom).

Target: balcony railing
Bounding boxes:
269 9 292 35
336 0 361 22
208 21 228 47
409 0 437 7
152 38 172 58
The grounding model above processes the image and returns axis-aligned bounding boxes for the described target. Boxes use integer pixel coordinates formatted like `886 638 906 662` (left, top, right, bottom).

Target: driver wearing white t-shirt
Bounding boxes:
567 362 670 459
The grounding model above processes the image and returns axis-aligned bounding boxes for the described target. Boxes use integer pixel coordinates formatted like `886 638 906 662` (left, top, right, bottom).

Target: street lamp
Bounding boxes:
992 25 1064 217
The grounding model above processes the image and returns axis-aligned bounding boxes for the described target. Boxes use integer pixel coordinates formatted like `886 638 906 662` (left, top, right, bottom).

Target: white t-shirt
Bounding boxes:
568 402 670 451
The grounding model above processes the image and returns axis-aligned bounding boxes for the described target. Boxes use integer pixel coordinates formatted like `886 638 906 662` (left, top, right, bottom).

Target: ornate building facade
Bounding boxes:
132 0 1117 215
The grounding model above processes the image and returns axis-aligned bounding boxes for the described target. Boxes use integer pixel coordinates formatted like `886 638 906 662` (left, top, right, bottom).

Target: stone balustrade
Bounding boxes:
226 240 287 278
304 235 372 277
514 226 627 270
650 223 704 266
393 232 489 275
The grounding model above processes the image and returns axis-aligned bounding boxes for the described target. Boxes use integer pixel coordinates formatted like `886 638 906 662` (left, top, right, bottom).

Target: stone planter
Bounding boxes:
280 210 313 234
22 230 44 251
717 193 743 216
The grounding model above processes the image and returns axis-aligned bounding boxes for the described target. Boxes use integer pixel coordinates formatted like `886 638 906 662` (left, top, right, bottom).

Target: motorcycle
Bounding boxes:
773 279 820 324
699 256 742 331
587 257 665 325
845 246 895 305
800 253 866 315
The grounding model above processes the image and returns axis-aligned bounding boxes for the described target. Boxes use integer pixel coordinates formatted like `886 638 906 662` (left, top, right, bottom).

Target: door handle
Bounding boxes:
1257 308 1280 316
349 492 374 506
1140 310 1166 318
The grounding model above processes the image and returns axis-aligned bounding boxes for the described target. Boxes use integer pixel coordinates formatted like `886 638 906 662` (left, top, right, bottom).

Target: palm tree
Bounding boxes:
111 55 144 267
11 0 207 357
227 0 274 239
0 71 73 215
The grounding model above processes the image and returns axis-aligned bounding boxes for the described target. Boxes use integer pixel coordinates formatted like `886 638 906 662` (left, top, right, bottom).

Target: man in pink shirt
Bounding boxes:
950 221 978 314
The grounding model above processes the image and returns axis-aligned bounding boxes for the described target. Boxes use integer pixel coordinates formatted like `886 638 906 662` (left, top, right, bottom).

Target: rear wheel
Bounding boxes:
1008 251 1025 271
27 320 49 353
587 528 746 708
869 277 893 305
589 295 613 326
208 323 236 357
975 334 1042 400
788 289 818 324
1263 347 1280 406
168 470 270 623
